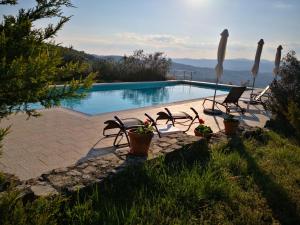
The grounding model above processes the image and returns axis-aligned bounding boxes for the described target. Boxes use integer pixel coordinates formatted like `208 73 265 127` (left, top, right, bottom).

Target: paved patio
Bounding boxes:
0 90 270 180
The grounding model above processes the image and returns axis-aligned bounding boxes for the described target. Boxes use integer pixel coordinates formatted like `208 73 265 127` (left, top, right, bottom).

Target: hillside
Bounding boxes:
173 58 274 73
58 48 274 87
171 62 274 88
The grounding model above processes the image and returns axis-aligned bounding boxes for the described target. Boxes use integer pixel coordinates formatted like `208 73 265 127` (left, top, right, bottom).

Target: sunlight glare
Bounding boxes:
186 0 207 7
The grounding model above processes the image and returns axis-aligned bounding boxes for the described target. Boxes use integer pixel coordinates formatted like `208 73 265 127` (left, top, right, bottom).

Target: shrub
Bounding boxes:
267 51 300 136
91 50 171 82
287 101 300 136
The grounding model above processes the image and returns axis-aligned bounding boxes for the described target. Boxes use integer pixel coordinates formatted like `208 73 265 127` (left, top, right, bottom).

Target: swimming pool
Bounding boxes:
34 81 230 115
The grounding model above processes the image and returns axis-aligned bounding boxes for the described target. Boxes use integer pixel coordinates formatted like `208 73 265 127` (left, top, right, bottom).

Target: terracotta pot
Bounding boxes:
223 120 239 135
128 129 154 156
194 129 212 140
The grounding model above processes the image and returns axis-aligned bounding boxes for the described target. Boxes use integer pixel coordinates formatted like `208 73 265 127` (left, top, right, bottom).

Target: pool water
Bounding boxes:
32 81 230 115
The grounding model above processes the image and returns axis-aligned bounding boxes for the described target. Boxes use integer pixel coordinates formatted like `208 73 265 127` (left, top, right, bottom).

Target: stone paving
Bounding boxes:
0 90 271 180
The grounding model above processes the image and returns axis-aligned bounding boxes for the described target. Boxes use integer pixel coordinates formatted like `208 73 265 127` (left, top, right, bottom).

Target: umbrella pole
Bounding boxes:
250 76 256 100
212 78 218 110
204 77 222 115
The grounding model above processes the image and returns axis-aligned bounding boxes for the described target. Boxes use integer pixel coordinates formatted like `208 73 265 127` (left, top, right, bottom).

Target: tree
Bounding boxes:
267 51 300 136
0 0 95 145
118 50 171 81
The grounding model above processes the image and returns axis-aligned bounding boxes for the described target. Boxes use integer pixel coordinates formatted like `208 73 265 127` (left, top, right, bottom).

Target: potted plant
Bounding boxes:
223 114 239 135
128 119 154 156
194 118 213 139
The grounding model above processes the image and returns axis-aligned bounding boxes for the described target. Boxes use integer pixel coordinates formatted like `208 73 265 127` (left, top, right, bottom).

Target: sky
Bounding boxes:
1 0 300 60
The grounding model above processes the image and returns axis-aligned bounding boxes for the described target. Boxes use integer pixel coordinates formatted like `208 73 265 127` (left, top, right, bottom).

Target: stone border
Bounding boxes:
13 133 205 197
2 125 262 198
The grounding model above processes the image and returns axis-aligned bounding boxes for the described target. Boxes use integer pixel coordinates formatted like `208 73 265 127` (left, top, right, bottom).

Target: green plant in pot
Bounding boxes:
128 119 154 156
223 114 239 135
194 118 213 139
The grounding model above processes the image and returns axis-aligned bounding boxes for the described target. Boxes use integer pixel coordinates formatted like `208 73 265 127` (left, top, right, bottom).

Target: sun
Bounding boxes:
186 0 207 7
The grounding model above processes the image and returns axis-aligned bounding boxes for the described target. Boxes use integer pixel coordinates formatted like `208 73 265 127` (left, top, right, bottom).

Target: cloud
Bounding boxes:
55 32 300 60
114 33 201 49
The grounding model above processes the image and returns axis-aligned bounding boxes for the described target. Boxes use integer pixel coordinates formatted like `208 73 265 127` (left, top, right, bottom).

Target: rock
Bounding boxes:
47 174 75 189
169 144 182 150
158 137 170 142
77 163 88 169
82 174 91 180
30 184 58 197
53 168 68 173
168 133 182 138
151 146 162 153
82 166 97 174
165 138 178 144
100 153 120 162
67 170 82 176
158 142 171 147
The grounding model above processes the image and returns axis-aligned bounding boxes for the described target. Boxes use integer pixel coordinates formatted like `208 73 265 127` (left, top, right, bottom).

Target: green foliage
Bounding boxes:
0 0 96 153
91 50 171 82
1 130 300 224
195 124 213 135
287 101 300 136
0 190 65 225
267 51 300 136
134 119 154 134
0 0 95 119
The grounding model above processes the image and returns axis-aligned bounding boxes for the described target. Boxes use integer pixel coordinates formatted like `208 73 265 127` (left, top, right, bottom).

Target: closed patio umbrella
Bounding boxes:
250 39 264 99
273 45 283 80
204 29 229 115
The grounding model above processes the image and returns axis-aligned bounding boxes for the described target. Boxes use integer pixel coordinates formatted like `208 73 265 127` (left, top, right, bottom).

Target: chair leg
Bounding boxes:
224 103 230 114
171 119 175 126
235 103 245 114
124 130 130 147
113 130 123 147
185 116 198 132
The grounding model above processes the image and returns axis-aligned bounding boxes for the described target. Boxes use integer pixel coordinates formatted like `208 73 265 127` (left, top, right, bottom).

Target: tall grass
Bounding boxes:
0 130 300 225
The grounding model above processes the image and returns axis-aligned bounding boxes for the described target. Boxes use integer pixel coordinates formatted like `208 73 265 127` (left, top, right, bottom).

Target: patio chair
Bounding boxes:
203 86 247 114
144 113 183 138
250 85 270 108
103 116 144 147
156 107 201 132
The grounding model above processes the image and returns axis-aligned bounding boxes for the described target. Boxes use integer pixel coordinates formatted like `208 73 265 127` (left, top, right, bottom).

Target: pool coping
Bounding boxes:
53 80 256 90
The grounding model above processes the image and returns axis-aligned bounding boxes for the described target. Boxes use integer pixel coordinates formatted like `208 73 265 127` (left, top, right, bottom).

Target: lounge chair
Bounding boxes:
144 113 183 138
250 85 270 107
103 116 144 147
203 86 247 114
156 107 200 131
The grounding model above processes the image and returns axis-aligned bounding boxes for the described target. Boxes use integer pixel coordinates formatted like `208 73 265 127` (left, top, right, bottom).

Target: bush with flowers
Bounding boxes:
194 118 213 138
134 119 155 135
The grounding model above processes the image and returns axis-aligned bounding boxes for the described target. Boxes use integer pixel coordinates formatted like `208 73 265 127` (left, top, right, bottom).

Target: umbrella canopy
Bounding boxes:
215 29 229 79
273 45 283 79
205 29 229 114
250 39 264 99
251 39 265 77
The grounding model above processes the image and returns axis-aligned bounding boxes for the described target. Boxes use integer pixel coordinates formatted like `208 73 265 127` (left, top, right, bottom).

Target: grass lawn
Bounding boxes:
0 130 300 225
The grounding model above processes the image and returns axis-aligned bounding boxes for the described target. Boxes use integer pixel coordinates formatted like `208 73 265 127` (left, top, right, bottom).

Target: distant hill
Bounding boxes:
63 50 274 87
92 55 123 61
172 58 274 73
171 62 274 88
